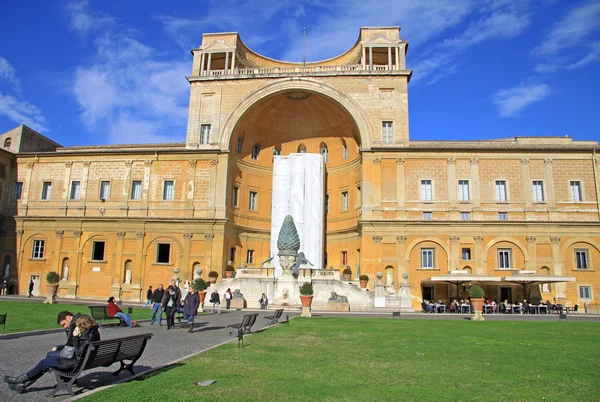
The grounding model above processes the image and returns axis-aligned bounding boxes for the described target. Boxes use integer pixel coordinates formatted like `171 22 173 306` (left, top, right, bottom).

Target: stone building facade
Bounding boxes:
4 27 600 308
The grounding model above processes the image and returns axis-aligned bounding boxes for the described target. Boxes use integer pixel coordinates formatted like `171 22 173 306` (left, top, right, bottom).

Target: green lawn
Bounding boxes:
84 318 600 402
0 301 152 333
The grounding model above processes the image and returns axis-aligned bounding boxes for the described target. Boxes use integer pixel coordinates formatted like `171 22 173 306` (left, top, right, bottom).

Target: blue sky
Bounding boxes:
0 0 598 146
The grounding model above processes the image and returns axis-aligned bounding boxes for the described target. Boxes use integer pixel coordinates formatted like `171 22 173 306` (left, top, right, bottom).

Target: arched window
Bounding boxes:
3 138 11 148
341 140 348 160
297 143 307 153
319 142 328 163
251 144 261 160
540 266 551 292
235 136 244 153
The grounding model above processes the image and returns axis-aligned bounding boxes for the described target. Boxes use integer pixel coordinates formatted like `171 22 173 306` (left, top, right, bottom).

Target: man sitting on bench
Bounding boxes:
3 315 101 394
47 310 81 359
107 297 138 328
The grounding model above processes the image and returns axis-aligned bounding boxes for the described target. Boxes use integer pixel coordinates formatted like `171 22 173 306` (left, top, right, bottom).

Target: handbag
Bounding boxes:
59 345 75 359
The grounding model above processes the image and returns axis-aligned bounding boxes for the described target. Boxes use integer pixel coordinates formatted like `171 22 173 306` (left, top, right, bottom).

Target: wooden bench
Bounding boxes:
227 314 258 348
88 306 122 327
45 333 153 397
264 309 283 325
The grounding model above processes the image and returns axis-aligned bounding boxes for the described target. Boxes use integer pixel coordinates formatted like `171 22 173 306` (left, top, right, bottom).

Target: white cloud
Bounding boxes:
0 92 48 132
0 56 21 92
493 83 550 117
532 1 600 57
567 40 600 70
63 0 114 36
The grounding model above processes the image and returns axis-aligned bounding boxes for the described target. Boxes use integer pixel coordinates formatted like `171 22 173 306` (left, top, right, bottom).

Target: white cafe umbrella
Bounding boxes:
502 271 576 298
423 271 502 298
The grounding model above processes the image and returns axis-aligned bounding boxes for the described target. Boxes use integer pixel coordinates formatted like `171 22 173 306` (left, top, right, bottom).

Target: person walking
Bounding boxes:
28 279 34 298
183 287 200 333
150 284 165 326
107 297 138 328
142 286 153 308
210 290 221 314
162 285 181 330
224 288 232 310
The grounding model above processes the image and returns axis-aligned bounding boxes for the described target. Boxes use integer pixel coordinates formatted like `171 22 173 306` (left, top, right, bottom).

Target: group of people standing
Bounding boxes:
142 280 201 332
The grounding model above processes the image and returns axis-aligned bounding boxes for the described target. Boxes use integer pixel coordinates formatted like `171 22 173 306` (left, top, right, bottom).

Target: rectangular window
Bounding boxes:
458 180 470 201
163 180 174 200
462 248 471 260
579 286 592 299
325 194 329 214
131 180 142 200
156 243 171 263
382 121 394 144
342 144 348 160
41 181 52 200
495 180 507 202
460 212 471 221
99 180 110 200
32 239 45 259
342 251 348 266
532 180 544 202
421 180 433 201
230 247 236 263
235 137 243 153
498 249 511 269
14 181 23 200
423 212 433 220
69 181 81 200
247 249 254 264
570 181 582 202
498 212 508 221
249 191 257 211
232 186 239 207
251 144 260 160
91 241 105 261
341 191 349 211
575 249 588 269
421 249 434 269
200 124 211 145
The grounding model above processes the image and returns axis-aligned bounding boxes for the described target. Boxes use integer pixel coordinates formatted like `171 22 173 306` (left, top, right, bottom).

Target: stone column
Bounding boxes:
207 53 212 73
526 236 537 271
122 161 133 215
362 46 366 68
15 229 24 293
387 47 392 69
224 52 229 74
186 160 197 217
521 158 532 218
450 236 460 271
447 158 457 214
550 236 566 302
182 233 193 280
369 47 373 69
73 231 83 298
470 158 481 218
214 154 230 219
142 160 152 217
395 47 400 70
111 231 126 299
373 159 382 215
396 236 407 286
208 159 219 219
474 236 485 274
200 53 205 75
396 158 406 219
231 51 236 71
61 162 73 215
205 233 215 274
136 232 146 295
545 158 557 220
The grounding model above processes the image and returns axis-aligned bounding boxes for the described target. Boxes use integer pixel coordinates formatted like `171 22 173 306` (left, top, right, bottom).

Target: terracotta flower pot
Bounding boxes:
300 295 313 307
199 291 207 304
471 297 485 321
45 284 59 304
359 280 368 289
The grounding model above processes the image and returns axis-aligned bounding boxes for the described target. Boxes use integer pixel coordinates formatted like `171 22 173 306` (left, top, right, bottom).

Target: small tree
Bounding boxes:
192 278 209 292
469 285 485 299
46 271 60 285
299 282 313 295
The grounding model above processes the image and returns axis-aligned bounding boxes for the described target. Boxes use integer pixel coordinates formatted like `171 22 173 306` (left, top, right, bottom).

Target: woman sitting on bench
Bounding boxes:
3 315 101 394
107 296 138 328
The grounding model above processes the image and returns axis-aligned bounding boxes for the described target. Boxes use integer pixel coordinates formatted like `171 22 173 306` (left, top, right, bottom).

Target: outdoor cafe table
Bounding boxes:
435 304 446 313
484 305 496 314
459 304 471 313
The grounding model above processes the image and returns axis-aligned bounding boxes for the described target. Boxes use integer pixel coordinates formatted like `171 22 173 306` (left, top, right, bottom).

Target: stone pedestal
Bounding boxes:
121 283 142 302
471 310 485 321
374 277 386 308
327 301 350 312
301 306 312 317
273 275 301 306
59 281 78 299
231 297 246 309
399 284 413 312
110 283 122 301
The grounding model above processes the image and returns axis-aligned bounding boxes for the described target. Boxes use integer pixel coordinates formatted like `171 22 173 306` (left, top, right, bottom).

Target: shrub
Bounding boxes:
192 278 209 292
208 271 219 278
225 265 235 272
469 285 485 298
359 275 369 281
46 271 60 284
342 268 352 275
299 282 313 295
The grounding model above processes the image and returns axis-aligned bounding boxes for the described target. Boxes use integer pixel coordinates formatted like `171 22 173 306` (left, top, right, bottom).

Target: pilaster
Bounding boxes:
396 158 406 219
449 236 460 271
526 236 537 271
474 236 485 275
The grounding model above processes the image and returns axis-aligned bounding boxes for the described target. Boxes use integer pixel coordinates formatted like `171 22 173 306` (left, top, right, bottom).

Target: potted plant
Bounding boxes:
469 284 485 321
359 274 369 289
208 270 219 284
299 282 313 317
224 264 235 279
342 267 352 281
45 271 60 304
192 277 209 306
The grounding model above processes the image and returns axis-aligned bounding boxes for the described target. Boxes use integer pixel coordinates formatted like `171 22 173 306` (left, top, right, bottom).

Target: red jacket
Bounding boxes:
107 301 122 317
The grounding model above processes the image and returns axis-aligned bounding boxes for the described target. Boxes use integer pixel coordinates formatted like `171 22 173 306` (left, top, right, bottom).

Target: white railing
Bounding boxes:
198 64 404 78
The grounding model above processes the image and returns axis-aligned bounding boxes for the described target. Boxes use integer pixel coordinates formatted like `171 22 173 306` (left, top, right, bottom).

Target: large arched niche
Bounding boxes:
221 79 371 154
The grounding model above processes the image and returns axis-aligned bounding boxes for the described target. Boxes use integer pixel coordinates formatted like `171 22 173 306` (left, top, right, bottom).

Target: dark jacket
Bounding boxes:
210 291 220 304
62 313 82 349
152 288 165 303
184 291 200 316
146 288 153 299
57 325 101 369
161 288 181 310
